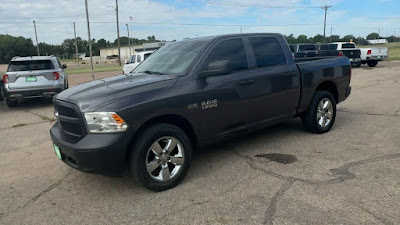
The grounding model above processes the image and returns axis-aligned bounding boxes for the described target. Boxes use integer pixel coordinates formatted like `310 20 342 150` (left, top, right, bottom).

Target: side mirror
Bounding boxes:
62 64 67 69
198 60 232 79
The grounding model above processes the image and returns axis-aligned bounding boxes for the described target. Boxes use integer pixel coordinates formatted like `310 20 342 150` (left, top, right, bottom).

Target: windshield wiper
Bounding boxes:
141 70 164 75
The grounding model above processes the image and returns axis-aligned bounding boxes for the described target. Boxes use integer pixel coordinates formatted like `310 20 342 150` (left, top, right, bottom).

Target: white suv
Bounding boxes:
1 56 68 107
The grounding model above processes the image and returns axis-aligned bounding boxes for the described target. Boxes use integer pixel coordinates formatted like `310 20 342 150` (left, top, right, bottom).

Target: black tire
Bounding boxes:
351 62 361 68
367 61 378 67
0 85 4 102
301 91 336 134
5 96 17 107
130 123 192 191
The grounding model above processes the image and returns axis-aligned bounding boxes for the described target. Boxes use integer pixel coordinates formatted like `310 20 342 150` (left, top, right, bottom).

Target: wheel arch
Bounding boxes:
126 114 198 161
315 80 338 103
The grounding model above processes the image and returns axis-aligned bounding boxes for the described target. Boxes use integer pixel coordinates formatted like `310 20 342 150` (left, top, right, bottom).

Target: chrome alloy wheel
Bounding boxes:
316 98 333 128
145 136 185 182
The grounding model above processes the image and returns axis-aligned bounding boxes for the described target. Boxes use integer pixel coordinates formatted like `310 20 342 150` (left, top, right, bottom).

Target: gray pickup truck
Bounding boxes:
2 56 68 107
50 33 351 191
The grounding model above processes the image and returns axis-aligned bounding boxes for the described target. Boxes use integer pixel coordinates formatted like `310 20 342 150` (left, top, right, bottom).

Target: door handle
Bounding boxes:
240 79 255 86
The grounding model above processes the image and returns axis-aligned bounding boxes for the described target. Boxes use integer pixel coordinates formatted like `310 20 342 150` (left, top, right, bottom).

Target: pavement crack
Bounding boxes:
0 121 50 131
23 172 72 208
337 109 399 117
355 204 394 225
25 110 56 122
264 179 295 225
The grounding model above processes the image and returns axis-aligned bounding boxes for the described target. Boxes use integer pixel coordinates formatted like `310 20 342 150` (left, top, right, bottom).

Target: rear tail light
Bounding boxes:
2 74 9 83
367 50 372 55
338 52 343 56
53 72 60 80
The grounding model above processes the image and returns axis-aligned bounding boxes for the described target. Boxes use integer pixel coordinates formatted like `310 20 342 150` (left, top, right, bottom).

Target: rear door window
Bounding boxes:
320 44 337 50
202 38 248 72
7 60 54 72
137 55 142 63
248 37 286 67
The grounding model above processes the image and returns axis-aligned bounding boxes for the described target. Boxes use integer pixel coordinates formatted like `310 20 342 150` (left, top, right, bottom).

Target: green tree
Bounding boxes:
329 35 340 43
366 32 380 40
297 35 308 43
341 35 356 42
313 34 325 43
284 34 297 44
0 34 35 63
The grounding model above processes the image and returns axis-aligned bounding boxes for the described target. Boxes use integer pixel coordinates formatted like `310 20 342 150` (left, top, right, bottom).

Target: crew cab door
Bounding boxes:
243 35 300 123
195 38 252 140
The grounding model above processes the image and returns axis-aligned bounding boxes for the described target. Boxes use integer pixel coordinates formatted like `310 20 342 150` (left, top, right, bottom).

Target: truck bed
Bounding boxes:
295 56 351 113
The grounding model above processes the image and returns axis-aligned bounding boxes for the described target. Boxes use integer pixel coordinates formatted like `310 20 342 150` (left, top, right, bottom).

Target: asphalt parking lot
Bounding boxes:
0 62 399 225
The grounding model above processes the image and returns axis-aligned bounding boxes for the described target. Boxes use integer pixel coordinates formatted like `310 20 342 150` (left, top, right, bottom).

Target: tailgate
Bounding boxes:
7 70 58 90
343 49 361 60
371 48 388 57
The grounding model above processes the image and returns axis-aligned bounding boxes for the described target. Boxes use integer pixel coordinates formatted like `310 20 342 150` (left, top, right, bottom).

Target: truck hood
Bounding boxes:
55 73 177 111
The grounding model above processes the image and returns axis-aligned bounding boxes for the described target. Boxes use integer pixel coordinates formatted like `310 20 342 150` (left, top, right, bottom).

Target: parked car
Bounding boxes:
2 56 68 107
357 46 388 67
332 42 362 67
50 33 351 191
122 51 154 74
289 44 319 58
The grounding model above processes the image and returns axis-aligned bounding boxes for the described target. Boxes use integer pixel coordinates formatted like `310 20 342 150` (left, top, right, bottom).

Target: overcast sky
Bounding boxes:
0 0 399 45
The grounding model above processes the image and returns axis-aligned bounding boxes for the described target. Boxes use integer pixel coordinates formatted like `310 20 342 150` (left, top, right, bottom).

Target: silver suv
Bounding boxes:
1 56 68 107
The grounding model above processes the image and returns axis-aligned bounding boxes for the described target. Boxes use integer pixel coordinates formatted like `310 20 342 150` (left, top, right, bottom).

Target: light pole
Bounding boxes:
115 0 121 66
321 5 332 43
33 21 40 56
85 0 95 80
73 22 79 67
126 24 132 56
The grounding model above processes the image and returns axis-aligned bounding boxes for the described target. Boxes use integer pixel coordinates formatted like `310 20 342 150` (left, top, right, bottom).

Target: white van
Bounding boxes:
122 51 154 74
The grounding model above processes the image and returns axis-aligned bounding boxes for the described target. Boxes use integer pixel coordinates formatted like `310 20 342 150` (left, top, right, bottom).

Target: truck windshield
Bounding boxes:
134 40 208 75
342 43 356 48
299 45 316 51
7 60 54 72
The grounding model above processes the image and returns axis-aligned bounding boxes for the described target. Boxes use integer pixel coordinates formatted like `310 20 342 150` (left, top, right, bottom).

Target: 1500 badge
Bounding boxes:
201 99 218 110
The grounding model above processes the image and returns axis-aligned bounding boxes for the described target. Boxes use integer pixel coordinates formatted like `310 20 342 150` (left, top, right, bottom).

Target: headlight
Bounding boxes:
84 112 128 133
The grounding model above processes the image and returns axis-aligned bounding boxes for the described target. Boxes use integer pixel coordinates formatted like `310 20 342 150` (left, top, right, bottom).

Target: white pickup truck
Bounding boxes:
359 46 388 67
122 51 154 74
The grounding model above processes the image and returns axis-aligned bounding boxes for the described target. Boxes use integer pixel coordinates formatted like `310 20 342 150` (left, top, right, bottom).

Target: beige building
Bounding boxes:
99 42 172 60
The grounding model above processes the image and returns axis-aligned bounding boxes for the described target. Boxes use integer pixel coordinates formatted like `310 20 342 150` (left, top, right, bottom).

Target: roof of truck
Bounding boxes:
181 33 282 42
11 56 57 61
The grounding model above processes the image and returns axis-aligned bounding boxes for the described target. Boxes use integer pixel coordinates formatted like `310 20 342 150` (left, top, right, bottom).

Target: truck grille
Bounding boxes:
54 100 87 142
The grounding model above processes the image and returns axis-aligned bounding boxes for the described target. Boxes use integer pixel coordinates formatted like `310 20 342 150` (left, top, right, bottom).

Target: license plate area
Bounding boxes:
26 76 37 82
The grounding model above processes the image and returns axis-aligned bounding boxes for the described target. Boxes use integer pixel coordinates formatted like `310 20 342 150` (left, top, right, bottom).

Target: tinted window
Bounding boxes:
299 45 316 51
289 45 295 52
248 37 286 67
319 44 337 50
130 55 136 63
342 43 356 49
202 38 248 72
7 60 54 72
137 55 142 63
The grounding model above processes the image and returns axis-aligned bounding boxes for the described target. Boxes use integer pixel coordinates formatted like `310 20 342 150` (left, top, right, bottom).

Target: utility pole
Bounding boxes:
321 5 332 43
378 28 380 44
126 24 132 56
85 0 95 80
73 22 79 67
33 21 40 56
115 0 121 66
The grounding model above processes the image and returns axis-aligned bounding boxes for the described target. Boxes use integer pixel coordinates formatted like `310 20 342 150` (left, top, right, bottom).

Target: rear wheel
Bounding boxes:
367 61 378 67
130 123 192 191
302 91 336 134
5 96 17 107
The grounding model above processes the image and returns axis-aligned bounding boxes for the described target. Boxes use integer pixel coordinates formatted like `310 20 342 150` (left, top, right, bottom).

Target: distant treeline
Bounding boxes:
0 32 399 63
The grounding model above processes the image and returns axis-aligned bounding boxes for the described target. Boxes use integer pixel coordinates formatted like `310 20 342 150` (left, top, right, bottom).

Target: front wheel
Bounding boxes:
5 96 17 107
367 61 378 67
351 62 361 68
130 123 192 191
302 91 337 134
